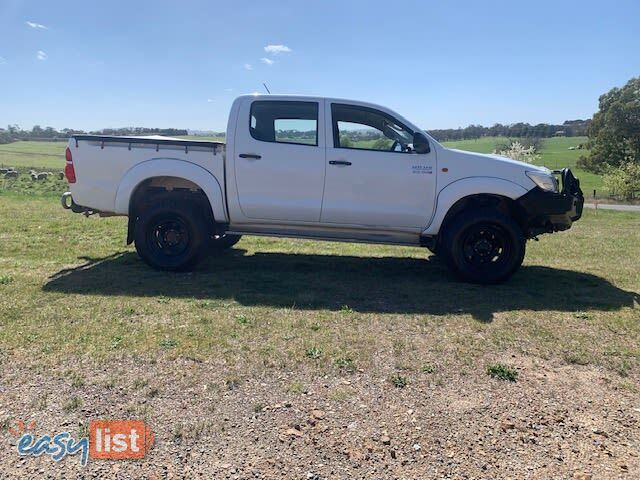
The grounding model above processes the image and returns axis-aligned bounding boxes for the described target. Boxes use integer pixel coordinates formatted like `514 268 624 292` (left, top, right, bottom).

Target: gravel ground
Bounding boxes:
1 356 638 479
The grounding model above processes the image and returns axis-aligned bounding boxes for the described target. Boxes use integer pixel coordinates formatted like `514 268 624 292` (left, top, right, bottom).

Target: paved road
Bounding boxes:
584 203 640 212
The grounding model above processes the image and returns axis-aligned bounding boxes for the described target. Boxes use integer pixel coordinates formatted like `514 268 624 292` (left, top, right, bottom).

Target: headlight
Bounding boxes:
526 171 558 193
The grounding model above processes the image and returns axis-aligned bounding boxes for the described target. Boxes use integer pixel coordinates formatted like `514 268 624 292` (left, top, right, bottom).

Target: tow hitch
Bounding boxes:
61 192 98 216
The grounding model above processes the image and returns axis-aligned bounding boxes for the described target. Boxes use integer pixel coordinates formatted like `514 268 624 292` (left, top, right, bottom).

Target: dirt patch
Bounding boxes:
1 356 638 479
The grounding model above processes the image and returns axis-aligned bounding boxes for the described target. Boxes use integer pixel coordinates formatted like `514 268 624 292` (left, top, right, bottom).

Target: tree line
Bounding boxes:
0 125 189 144
429 119 590 142
1 118 591 146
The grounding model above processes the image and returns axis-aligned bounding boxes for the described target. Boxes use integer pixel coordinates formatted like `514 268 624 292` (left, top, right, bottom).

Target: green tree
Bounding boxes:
602 162 640 201
339 135 352 148
0 129 12 144
372 137 392 150
580 77 640 172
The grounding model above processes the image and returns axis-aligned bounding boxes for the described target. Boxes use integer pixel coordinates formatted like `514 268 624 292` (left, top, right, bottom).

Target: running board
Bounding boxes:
226 227 422 247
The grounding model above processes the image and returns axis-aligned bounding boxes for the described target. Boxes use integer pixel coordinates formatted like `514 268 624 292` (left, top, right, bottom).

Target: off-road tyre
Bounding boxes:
134 198 208 271
441 208 525 284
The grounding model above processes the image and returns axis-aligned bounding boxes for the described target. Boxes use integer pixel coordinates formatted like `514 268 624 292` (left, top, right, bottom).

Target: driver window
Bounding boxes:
331 103 413 153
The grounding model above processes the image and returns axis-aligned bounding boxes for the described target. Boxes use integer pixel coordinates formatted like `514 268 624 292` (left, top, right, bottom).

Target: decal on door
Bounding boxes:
412 165 432 174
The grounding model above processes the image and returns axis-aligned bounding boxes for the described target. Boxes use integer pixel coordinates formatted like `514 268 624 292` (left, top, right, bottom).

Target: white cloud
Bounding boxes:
224 88 233 92
207 98 214 103
260 57 275 66
26 21 48 30
264 44 291 55
244 63 253 70
36 50 47 60
0 56 6 65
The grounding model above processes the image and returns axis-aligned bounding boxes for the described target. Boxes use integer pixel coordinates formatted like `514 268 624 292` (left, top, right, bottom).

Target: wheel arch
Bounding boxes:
116 159 227 244
115 159 227 221
423 177 528 236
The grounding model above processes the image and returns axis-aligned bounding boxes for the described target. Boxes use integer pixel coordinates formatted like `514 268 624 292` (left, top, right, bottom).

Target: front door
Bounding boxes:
320 101 437 229
234 99 325 222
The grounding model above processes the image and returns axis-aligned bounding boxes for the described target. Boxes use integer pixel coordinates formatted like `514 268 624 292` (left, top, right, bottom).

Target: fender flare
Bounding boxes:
422 177 528 236
114 158 228 222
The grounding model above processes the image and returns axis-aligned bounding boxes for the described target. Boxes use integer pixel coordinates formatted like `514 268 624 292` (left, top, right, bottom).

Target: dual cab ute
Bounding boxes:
62 95 583 283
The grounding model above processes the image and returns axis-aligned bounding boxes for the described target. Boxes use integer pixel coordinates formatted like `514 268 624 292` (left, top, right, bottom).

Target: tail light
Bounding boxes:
64 147 76 183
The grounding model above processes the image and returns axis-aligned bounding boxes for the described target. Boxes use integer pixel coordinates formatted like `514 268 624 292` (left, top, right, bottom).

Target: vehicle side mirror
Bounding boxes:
413 132 430 154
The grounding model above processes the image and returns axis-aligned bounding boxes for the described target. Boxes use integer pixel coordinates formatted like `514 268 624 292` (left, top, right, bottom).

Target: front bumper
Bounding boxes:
517 168 584 238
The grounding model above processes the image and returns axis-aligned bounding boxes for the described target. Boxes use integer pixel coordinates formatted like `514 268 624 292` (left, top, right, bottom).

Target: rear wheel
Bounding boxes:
134 198 207 271
442 208 525 284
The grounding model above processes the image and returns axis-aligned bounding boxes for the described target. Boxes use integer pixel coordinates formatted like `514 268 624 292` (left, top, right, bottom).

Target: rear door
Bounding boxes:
320 101 437 229
233 99 325 222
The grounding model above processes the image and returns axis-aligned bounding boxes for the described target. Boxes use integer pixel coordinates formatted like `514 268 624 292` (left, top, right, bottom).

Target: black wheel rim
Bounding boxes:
148 217 190 257
461 223 510 267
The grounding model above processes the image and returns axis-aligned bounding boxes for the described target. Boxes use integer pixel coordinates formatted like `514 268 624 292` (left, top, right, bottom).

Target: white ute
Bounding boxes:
61 95 584 283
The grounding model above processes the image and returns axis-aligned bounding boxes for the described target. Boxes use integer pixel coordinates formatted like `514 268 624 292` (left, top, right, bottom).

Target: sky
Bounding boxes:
0 0 639 132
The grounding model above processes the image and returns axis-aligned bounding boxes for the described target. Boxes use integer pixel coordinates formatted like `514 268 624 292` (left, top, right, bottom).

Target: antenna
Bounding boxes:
263 83 271 94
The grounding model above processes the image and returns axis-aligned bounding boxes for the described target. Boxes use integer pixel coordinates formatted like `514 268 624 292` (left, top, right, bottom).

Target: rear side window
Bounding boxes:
250 101 318 146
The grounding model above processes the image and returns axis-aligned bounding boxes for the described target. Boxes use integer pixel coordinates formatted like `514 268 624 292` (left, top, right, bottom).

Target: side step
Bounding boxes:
226 227 422 247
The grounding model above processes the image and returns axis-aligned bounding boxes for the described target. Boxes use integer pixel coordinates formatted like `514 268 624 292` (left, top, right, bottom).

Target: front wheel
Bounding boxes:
442 208 525 284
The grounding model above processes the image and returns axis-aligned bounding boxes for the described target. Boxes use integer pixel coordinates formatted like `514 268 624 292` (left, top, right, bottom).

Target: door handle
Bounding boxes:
329 160 352 166
239 153 261 159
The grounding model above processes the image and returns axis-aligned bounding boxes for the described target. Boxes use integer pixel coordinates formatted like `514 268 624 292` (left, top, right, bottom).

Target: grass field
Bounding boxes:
442 136 603 196
0 137 226 170
0 192 638 373
0 140 68 170
442 136 586 167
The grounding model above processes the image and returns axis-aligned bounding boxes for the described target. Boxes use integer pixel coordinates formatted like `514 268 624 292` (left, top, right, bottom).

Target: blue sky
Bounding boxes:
0 0 638 132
